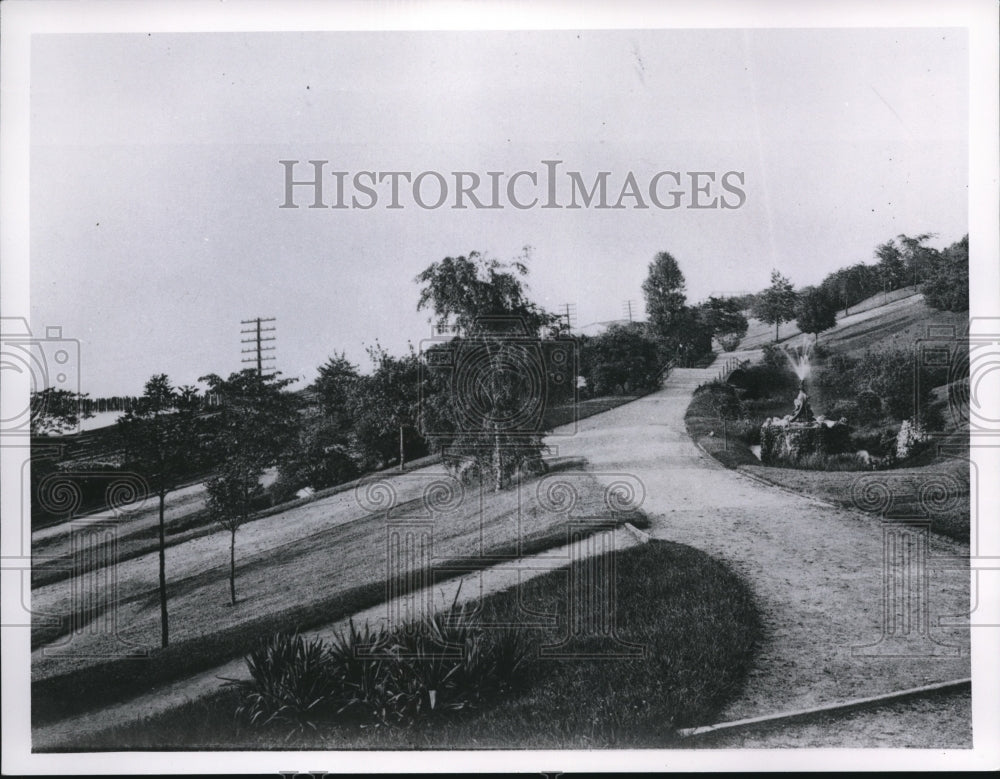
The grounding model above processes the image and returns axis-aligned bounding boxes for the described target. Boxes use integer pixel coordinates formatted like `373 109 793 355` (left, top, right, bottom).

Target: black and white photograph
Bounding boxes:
2 0 998 773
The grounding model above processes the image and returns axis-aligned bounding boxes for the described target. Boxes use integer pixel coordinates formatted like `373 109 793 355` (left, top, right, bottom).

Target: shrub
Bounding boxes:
717 333 743 352
854 348 932 421
729 363 794 400
231 606 536 735
814 352 857 398
823 399 858 422
850 423 900 457
761 343 787 372
728 418 763 446
227 632 338 737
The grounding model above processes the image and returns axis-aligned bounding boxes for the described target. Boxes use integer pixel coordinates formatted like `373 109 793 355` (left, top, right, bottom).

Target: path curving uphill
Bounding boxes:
548 354 971 746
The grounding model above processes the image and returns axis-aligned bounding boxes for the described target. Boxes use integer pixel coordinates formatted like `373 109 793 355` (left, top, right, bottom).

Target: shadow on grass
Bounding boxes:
47 539 761 751
32 497 650 728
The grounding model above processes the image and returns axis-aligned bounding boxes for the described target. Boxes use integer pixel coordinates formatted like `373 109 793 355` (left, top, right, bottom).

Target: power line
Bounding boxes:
240 317 276 377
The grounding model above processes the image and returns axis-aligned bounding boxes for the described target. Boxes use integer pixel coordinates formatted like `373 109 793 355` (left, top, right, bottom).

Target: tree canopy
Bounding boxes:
795 287 839 340
753 270 798 341
415 250 559 491
642 251 687 336
922 234 968 312
415 249 555 336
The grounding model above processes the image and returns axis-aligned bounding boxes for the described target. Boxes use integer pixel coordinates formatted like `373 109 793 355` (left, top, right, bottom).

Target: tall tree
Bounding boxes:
415 251 559 491
312 352 360 430
200 370 300 605
895 232 938 287
642 251 688 337
795 287 839 341
753 270 798 342
117 375 204 647
874 240 907 298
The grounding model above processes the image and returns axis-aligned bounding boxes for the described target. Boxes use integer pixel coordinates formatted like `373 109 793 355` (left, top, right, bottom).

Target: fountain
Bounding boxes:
759 337 850 464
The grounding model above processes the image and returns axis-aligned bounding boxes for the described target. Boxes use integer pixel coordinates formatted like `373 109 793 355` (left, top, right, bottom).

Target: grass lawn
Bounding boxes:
32 466 649 725
50 539 761 750
739 459 970 542
684 386 761 470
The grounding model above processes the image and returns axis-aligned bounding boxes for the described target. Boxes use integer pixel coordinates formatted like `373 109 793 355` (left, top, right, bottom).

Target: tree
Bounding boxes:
415 250 560 491
200 370 300 605
753 270 797 342
117 375 204 647
30 388 94 436
795 287 839 341
896 233 938 287
271 352 361 500
641 251 713 365
922 234 968 312
580 322 660 396
697 296 749 351
874 240 907 299
642 251 688 337
351 343 425 472
312 352 360 430
415 248 553 337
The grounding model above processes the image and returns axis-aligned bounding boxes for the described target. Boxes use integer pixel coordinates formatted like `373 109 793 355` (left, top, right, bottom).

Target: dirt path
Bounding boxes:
551 356 970 745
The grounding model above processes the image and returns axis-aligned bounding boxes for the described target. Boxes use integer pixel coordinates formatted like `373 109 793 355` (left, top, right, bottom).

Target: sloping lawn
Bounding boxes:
32 467 648 724
50 539 761 750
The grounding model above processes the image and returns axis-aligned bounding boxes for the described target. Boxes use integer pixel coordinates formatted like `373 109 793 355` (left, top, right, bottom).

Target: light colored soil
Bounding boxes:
691 686 972 748
549 355 971 746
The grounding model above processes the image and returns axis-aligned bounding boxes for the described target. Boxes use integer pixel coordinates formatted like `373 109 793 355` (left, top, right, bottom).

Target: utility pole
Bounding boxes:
622 299 635 322
240 317 276 377
560 302 577 333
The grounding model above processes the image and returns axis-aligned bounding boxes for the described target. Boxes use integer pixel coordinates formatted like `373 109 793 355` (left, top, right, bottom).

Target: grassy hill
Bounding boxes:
738 287 965 354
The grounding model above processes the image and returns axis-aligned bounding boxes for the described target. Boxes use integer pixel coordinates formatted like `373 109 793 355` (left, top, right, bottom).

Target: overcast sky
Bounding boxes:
30 27 967 396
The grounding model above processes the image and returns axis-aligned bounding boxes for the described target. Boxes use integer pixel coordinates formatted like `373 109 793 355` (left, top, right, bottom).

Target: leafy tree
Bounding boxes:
697 296 749 351
312 352 360 430
642 251 688 336
922 234 968 312
795 287 839 341
415 248 554 337
117 375 204 647
874 240 907 297
819 262 877 315
200 370 300 605
580 322 660 396
351 343 425 472
271 408 359 502
30 388 94 436
415 251 559 491
753 270 797 341
640 251 713 365
895 233 938 287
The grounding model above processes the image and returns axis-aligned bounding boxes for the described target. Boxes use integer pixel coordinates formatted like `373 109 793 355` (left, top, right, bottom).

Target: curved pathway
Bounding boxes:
33 355 971 749
552 357 970 743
